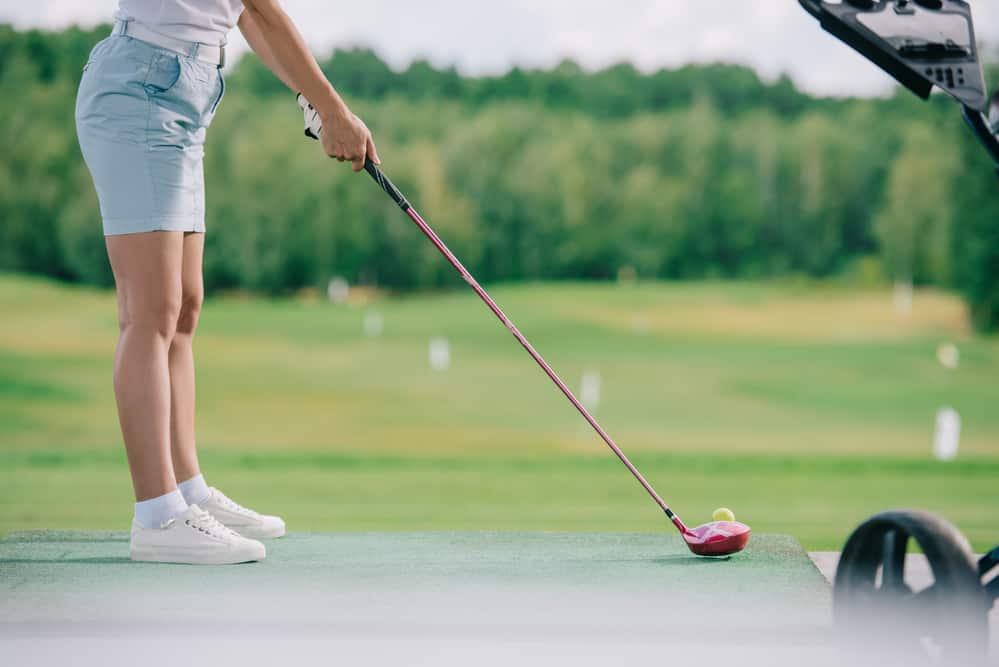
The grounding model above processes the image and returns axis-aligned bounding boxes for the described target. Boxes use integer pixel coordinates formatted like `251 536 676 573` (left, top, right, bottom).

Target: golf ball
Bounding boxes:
712 507 735 522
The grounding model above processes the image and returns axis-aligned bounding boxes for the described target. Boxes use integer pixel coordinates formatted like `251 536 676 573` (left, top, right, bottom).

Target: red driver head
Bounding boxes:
682 521 751 557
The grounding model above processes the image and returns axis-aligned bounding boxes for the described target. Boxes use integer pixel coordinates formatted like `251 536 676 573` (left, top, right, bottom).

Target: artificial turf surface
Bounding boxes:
0 530 827 597
0 531 838 667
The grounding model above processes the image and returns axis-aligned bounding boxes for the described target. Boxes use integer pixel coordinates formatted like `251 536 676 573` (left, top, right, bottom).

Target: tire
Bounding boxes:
833 509 987 666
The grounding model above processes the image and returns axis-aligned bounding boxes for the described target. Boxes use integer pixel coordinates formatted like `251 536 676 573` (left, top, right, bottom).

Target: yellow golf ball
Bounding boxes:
712 507 735 522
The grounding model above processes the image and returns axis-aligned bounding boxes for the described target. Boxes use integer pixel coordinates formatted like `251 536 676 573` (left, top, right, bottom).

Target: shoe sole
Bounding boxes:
228 524 286 540
130 545 266 565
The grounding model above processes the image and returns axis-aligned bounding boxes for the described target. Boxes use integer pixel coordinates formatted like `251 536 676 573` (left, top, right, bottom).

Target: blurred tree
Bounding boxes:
875 123 959 285
319 47 396 99
950 65 999 331
1 24 996 331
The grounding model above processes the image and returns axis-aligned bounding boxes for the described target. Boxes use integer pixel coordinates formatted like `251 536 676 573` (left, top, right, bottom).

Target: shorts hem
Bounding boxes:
102 217 206 236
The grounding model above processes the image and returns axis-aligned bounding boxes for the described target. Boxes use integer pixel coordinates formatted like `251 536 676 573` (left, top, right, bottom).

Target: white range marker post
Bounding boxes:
429 337 451 372
580 371 602 411
936 342 960 370
933 407 961 462
327 276 350 304
893 280 913 318
363 311 384 338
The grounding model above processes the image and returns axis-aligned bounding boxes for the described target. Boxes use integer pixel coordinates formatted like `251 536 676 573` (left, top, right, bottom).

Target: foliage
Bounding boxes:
875 122 960 285
951 67 999 332
0 24 997 329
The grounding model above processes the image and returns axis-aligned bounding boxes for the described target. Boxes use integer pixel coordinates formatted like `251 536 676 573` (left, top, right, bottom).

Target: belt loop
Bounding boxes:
190 42 200 59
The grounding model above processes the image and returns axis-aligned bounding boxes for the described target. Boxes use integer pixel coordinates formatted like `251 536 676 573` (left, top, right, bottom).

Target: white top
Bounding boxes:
116 0 245 45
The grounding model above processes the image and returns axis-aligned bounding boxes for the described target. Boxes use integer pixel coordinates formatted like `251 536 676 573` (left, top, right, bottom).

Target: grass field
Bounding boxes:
1 273 997 549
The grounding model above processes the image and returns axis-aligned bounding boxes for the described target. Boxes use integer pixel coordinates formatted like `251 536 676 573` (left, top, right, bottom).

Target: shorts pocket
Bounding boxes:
81 37 111 73
144 52 182 94
209 70 226 115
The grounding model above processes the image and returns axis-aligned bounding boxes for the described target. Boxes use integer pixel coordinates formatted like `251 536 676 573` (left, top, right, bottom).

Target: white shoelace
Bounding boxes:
174 505 236 538
211 488 261 519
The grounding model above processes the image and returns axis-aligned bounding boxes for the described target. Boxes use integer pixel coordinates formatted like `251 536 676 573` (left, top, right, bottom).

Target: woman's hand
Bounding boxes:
239 1 381 171
320 108 380 172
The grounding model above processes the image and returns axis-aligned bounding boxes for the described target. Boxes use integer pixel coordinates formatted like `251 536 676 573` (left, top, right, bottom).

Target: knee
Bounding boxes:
175 289 203 336
119 294 182 342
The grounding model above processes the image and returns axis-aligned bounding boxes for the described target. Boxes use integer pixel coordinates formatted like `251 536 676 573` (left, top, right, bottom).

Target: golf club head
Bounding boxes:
682 521 751 557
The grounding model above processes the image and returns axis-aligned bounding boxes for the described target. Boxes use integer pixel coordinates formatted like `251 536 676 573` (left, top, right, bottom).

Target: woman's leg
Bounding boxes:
105 231 185 502
164 233 286 538
169 232 205 486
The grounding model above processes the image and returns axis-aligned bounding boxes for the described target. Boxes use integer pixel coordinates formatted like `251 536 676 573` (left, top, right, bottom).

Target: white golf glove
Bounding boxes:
297 93 323 140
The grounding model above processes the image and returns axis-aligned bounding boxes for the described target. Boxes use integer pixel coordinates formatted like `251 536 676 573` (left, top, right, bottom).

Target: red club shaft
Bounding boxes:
401 203 689 535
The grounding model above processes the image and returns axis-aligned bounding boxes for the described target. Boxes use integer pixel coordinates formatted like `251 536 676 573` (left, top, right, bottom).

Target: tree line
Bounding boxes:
1 24 997 330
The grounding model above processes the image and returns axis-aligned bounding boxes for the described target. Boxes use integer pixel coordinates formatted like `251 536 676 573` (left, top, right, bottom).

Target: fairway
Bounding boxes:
2 274 998 549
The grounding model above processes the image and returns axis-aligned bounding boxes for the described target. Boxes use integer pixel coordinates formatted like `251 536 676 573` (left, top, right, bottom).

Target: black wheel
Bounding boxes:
833 510 988 665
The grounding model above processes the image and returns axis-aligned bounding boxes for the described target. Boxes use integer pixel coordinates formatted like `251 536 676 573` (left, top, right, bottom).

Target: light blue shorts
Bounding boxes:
75 33 226 235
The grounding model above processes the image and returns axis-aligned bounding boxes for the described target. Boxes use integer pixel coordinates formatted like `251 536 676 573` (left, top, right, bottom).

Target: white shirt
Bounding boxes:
116 0 245 45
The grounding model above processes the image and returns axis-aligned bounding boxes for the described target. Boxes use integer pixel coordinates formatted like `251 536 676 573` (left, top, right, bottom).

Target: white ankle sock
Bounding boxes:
134 489 188 529
177 473 211 506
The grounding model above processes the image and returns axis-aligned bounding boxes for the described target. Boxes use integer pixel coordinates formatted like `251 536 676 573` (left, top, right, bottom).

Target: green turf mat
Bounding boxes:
0 530 835 664
0 530 827 607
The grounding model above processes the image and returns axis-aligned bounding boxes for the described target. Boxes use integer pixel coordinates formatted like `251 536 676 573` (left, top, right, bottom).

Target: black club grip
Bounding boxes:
363 159 410 211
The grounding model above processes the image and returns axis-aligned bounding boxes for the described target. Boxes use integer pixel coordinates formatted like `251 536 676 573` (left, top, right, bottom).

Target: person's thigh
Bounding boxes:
106 231 186 333
177 232 205 333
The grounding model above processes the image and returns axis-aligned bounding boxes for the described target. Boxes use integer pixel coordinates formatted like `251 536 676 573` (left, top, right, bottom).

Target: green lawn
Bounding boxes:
1 274 997 550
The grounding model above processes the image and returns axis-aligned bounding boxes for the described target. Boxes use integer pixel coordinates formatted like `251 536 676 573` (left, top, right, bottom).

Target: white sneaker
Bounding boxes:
199 487 286 540
130 504 266 565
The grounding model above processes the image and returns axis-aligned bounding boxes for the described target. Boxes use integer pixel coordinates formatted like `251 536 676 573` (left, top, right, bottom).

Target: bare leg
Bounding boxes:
170 232 205 484
106 232 185 502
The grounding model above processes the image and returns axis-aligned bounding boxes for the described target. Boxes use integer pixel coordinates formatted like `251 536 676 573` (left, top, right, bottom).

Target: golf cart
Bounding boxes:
798 1 998 663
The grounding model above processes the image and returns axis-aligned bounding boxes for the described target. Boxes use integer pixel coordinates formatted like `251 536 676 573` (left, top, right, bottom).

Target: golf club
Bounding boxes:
298 95 750 557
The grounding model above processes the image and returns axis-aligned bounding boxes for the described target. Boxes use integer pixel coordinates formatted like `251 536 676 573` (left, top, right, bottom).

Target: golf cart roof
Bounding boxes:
799 0 989 112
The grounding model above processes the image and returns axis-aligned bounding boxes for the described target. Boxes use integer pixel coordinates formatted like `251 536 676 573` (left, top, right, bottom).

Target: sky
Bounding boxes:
3 0 998 98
